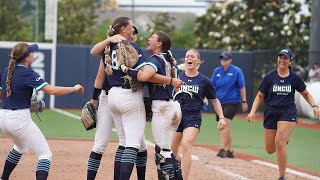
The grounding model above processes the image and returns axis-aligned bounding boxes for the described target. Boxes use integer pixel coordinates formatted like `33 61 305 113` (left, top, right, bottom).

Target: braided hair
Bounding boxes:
6 43 29 97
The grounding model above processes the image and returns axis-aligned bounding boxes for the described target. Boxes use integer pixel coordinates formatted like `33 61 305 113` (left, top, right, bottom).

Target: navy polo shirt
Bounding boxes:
211 64 245 104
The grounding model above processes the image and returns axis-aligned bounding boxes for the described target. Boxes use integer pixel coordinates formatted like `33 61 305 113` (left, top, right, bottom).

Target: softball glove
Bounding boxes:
81 101 97 131
30 95 45 113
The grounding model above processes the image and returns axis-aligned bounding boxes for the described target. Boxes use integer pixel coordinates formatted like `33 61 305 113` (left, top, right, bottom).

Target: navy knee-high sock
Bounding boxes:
1 148 22 180
161 158 175 180
114 146 125 180
120 147 138 180
136 150 147 180
87 151 102 180
36 159 51 180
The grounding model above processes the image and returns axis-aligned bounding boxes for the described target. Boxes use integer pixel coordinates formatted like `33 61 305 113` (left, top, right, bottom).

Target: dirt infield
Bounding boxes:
0 137 318 180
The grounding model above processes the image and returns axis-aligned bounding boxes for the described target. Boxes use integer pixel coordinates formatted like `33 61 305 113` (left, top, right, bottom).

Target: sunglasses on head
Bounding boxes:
220 57 229 61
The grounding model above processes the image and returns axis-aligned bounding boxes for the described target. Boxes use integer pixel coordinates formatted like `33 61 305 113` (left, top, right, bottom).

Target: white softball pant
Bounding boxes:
108 87 146 149
92 91 114 154
152 100 181 156
0 109 52 160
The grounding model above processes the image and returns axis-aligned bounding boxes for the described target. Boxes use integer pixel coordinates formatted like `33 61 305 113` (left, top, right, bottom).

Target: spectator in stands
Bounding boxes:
308 62 320 82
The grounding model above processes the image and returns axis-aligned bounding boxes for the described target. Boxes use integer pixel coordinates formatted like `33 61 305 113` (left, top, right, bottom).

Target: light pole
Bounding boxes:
309 0 320 66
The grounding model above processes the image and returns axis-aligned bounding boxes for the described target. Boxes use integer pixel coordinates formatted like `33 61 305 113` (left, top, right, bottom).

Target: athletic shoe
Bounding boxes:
278 177 287 180
217 149 225 158
225 150 234 158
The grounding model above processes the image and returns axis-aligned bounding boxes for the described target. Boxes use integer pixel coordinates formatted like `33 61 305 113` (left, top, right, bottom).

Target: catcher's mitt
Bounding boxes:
173 91 193 105
30 95 45 113
81 101 97 131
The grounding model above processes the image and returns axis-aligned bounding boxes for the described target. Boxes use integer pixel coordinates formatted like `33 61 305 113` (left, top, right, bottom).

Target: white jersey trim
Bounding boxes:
36 82 49 91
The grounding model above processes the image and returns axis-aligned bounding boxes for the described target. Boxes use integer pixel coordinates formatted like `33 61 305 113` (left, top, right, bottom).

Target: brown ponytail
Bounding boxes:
107 16 131 37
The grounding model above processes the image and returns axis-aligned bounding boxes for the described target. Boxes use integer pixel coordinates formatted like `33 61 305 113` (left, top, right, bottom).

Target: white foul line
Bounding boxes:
52 108 200 161
251 160 320 180
206 165 252 180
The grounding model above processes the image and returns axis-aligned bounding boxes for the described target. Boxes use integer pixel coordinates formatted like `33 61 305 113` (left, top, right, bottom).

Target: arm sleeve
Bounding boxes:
130 42 146 70
258 75 270 95
25 70 48 91
205 79 217 99
211 70 216 85
146 56 161 73
236 69 245 88
295 74 307 92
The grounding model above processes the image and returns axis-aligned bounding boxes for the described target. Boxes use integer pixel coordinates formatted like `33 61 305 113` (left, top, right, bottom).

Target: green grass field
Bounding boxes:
0 109 319 173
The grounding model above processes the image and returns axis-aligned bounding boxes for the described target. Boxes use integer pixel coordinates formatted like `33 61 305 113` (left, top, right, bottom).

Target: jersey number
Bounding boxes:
110 50 119 70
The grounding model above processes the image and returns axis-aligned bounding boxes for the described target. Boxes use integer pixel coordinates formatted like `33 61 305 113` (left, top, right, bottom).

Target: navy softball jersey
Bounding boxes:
146 54 174 100
259 69 306 109
211 64 245 104
0 64 48 109
106 42 146 87
179 72 217 113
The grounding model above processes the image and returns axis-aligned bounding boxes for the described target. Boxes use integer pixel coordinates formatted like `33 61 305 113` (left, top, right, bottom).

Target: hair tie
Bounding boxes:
8 55 17 61
109 25 115 32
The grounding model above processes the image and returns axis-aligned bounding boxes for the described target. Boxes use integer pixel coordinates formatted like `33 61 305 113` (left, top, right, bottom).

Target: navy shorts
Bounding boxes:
216 103 240 121
263 107 297 129
177 113 201 132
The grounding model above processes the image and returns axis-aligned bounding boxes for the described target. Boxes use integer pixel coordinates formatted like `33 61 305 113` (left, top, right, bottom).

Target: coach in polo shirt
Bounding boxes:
211 51 248 158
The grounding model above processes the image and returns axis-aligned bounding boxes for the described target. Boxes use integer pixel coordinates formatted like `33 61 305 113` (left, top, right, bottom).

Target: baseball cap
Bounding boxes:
278 49 294 60
219 51 232 60
133 26 138 35
16 44 39 62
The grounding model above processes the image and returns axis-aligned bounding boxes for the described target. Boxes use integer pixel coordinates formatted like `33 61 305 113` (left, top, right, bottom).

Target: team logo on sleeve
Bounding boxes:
272 84 291 95
36 77 43 81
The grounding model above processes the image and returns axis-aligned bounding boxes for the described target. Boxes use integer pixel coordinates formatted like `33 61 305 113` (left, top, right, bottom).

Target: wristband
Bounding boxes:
92 87 102 100
127 69 138 79
119 64 128 73
170 77 173 85
312 105 319 108
242 101 247 103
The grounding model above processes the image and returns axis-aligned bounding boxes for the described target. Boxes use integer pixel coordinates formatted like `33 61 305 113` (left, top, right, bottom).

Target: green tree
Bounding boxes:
57 0 98 45
195 0 310 53
136 12 196 49
0 0 34 41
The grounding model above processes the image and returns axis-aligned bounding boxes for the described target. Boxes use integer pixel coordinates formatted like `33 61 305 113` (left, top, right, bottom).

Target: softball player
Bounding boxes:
120 31 184 179
0 42 84 180
86 60 113 180
92 16 147 180
87 28 148 180
90 24 148 180
247 49 320 180
171 49 226 180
